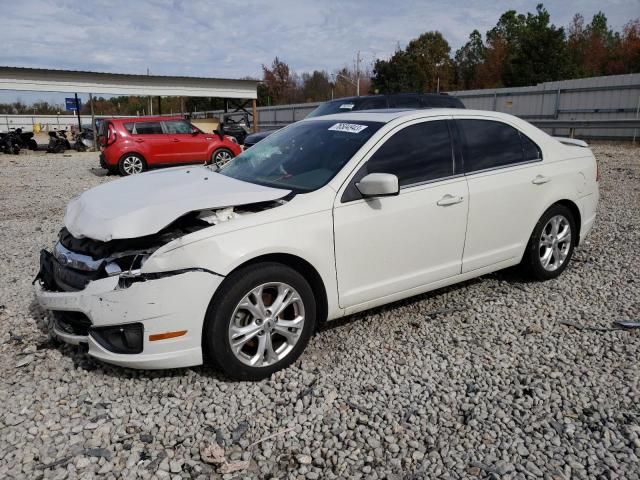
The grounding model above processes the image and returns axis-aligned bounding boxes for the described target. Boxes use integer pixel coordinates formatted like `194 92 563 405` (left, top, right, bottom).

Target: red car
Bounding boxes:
99 116 242 176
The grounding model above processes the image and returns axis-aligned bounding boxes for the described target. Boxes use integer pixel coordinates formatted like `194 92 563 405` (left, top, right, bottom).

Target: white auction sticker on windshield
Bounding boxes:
339 103 355 110
328 123 368 133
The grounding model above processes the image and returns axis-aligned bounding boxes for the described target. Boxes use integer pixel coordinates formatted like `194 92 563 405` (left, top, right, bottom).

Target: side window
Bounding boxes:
521 132 542 160
365 121 453 187
356 97 388 110
422 95 464 109
164 120 193 134
133 122 163 135
458 119 529 173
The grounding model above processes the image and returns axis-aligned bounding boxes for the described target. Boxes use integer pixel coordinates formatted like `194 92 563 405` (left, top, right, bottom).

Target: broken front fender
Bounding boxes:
34 269 224 369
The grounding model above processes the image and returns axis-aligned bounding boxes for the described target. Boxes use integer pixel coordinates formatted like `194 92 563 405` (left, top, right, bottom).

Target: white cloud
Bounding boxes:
0 0 635 104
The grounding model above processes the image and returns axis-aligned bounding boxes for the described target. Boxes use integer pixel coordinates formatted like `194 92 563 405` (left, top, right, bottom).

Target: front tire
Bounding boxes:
203 262 316 380
522 204 576 280
118 153 147 176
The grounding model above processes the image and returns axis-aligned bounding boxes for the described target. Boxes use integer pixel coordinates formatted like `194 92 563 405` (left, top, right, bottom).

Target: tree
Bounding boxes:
454 30 486 89
619 19 640 73
485 4 571 86
301 70 332 101
372 31 453 93
474 36 508 88
262 57 296 105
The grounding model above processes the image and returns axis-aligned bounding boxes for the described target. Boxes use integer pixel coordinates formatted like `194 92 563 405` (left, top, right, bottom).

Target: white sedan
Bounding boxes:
35 109 599 379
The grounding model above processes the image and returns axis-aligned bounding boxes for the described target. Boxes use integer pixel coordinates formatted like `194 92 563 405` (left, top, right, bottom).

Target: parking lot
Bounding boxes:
0 144 639 479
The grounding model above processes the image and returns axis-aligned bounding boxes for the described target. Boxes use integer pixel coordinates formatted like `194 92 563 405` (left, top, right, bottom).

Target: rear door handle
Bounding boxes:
437 194 464 206
134 138 144 143
532 175 551 185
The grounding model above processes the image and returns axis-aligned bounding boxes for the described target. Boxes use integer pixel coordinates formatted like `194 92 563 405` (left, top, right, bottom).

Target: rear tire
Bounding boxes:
28 139 38 150
118 153 147 176
203 262 316 380
211 148 234 168
522 204 576 281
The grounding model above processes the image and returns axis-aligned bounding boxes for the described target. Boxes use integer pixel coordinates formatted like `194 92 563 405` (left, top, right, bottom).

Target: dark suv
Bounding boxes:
243 93 465 148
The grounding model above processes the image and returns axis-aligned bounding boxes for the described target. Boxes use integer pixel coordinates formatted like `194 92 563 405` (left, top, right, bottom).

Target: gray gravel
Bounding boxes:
1 145 639 479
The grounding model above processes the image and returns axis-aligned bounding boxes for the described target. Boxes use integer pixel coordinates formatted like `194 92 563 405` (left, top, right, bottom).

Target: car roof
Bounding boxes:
326 92 457 102
302 108 519 124
110 116 184 123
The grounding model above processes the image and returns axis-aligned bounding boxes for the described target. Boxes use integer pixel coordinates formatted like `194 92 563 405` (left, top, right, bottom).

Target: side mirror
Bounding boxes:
356 173 399 198
216 122 225 138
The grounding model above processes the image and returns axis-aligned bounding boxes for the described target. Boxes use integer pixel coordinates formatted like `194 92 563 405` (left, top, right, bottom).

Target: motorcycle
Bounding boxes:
13 128 38 150
47 131 67 153
56 129 72 150
73 127 95 152
0 131 21 154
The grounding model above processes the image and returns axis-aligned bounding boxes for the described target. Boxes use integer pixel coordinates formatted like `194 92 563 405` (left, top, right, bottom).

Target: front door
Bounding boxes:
333 119 469 308
163 120 209 163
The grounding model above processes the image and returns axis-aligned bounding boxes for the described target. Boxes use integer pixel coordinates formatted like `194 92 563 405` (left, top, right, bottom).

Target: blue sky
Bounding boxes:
1 0 637 105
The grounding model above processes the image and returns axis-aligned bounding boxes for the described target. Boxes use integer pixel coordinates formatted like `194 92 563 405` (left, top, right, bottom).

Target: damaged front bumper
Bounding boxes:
34 250 224 369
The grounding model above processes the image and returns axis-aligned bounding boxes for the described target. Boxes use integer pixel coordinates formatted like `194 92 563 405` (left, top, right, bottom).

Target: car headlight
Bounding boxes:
225 135 238 144
111 254 149 278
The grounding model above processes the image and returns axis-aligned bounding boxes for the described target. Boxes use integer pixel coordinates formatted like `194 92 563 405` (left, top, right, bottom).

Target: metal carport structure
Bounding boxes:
0 66 259 142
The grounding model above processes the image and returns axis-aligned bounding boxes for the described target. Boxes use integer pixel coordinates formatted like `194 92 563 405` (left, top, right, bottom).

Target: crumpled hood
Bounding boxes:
65 166 290 241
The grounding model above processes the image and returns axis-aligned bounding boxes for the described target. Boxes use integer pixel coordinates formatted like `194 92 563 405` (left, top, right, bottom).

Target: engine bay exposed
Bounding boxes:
40 200 287 292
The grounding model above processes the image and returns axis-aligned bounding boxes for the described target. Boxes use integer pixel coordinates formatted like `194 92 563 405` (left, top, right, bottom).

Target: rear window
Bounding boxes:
164 120 193 134
123 122 134 133
391 95 422 108
133 122 163 135
306 100 358 118
457 119 541 173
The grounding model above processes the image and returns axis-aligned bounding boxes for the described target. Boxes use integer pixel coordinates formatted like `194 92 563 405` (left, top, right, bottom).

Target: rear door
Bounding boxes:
131 121 166 165
163 120 209 162
456 118 547 272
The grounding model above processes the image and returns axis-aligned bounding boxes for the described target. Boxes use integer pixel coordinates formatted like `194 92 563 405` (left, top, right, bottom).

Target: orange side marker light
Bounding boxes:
149 330 187 342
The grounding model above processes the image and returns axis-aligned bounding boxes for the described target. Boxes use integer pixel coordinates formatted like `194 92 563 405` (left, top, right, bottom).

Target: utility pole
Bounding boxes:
89 93 97 151
356 50 361 97
74 93 82 133
147 68 153 115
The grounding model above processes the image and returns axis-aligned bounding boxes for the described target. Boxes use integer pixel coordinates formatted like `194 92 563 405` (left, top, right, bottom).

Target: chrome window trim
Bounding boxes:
463 157 543 177
399 173 466 190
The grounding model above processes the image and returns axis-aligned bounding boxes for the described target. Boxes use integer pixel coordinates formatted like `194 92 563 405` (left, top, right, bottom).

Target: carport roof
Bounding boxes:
0 66 258 99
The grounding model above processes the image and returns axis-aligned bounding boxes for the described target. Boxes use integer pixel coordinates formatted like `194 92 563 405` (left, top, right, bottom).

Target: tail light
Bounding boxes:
102 123 117 147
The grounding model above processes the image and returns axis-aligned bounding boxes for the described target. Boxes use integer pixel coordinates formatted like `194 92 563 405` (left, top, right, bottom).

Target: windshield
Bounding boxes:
306 100 359 118
220 120 382 193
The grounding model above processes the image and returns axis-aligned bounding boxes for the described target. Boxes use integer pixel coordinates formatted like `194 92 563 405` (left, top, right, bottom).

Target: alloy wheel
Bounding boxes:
214 150 232 168
228 282 305 367
122 156 144 175
539 214 571 272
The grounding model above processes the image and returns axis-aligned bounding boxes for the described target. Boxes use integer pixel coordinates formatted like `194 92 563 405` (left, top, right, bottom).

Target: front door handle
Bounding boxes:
437 194 464 206
172 138 180 142
532 175 551 185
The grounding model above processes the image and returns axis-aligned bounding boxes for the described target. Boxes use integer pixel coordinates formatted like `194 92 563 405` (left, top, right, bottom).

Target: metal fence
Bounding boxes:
3 74 639 139
208 73 640 140
0 114 129 133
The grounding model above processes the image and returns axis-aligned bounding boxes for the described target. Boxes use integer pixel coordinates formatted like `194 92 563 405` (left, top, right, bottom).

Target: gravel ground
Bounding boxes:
0 145 639 480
